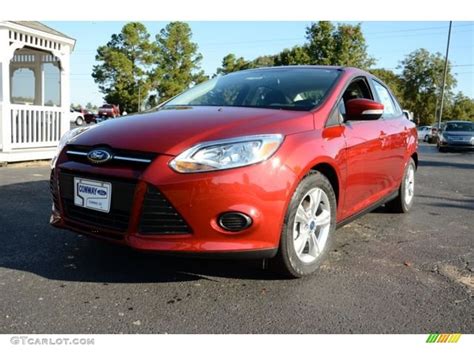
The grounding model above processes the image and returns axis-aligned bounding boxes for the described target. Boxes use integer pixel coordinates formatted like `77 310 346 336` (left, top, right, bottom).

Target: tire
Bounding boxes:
271 171 337 278
386 158 416 213
75 117 84 126
438 146 447 153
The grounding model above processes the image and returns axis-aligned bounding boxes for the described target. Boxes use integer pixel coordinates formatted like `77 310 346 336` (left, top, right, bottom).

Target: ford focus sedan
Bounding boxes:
50 66 418 277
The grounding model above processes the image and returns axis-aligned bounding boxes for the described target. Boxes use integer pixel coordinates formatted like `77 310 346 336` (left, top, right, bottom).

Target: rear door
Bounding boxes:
370 79 407 191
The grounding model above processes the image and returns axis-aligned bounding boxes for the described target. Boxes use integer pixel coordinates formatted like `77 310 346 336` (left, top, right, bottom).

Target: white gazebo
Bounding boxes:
0 21 75 163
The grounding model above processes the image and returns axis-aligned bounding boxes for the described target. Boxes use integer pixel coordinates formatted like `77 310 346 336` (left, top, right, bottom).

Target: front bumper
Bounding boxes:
439 140 474 150
50 149 295 257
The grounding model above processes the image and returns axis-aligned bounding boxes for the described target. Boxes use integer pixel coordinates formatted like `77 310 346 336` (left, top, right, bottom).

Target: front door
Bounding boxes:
340 77 387 218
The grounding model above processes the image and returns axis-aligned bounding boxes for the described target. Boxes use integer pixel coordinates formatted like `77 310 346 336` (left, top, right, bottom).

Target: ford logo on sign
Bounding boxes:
87 149 112 164
97 189 107 196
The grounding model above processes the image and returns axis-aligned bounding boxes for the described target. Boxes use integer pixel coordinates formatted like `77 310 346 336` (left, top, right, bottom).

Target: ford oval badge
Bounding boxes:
87 149 112 164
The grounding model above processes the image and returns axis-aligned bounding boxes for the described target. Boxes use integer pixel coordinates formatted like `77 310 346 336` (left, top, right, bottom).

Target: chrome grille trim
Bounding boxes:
66 150 87 156
66 150 153 164
113 156 152 163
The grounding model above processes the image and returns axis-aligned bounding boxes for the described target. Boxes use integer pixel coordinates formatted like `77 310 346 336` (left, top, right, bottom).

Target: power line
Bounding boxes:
69 24 473 53
364 23 472 35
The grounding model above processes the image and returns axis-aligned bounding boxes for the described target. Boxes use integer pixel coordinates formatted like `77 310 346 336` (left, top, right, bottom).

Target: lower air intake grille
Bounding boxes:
139 185 191 235
50 170 60 211
218 212 253 231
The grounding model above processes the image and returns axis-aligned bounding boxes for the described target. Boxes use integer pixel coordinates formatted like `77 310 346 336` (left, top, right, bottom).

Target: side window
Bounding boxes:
372 80 402 118
327 100 346 126
335 77 372 124
342 78 372 110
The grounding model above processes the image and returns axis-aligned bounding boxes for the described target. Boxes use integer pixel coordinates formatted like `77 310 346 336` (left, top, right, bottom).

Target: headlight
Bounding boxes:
169 134 284 173
51 126 96 168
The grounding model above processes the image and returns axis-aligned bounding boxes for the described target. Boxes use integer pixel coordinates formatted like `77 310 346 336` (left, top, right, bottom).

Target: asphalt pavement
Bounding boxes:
0 143 472 333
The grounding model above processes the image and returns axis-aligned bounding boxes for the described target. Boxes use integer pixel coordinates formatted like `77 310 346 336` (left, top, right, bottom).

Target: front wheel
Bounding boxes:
386 158 416 213
271 172 337 278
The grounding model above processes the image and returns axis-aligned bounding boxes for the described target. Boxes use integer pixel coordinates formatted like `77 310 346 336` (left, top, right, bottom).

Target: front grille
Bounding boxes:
58 171 136 233
139 185 191 235
65 145 156 168
50 170 60 210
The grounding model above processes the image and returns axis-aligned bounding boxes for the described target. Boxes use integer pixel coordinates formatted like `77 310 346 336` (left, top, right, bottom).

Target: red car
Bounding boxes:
50 66 418 277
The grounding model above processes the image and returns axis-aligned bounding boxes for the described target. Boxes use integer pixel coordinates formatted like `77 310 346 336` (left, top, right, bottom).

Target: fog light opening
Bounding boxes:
218 212 253 232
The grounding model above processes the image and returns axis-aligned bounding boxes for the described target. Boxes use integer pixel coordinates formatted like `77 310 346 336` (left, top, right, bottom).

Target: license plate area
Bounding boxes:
74 178 112 213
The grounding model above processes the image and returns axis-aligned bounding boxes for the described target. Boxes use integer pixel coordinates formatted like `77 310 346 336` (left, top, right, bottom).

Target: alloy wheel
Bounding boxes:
404 164 415 205
292 188 331 264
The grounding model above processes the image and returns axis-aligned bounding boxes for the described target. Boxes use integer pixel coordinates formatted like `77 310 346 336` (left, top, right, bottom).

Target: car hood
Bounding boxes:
70 106 314 156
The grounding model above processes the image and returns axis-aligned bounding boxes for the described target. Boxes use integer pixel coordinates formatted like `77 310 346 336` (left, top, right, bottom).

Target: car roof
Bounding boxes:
231 65 368 74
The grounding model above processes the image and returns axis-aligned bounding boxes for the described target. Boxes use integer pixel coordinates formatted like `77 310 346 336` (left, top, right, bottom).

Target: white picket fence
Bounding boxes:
10 104 63 148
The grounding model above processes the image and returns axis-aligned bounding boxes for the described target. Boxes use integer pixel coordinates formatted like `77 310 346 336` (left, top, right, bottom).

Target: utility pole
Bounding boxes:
437 21 452 128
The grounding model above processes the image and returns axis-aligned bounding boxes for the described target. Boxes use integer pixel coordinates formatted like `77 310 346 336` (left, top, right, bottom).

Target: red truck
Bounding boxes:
98 104 120 119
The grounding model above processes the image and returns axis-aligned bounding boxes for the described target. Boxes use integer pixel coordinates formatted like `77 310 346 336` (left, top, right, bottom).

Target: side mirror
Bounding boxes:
345 98 384 121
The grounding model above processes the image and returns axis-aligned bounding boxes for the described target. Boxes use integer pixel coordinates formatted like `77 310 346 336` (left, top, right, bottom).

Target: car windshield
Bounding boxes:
445 122 474 132
164 68 342 111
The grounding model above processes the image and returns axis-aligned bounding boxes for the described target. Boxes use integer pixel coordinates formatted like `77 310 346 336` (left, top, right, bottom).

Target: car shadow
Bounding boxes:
419 159 474 170
0 180 284 283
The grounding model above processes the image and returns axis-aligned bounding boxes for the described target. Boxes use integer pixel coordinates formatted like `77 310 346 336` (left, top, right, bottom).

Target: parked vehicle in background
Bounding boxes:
84 112 97 124
429 122 445 143
437 120 474 152
98 104 120 119
417 126 433 142
69 108 85 126
50 66 418 278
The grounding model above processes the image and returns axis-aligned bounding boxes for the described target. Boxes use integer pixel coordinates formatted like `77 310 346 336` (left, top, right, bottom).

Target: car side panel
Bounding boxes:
341 120 387 218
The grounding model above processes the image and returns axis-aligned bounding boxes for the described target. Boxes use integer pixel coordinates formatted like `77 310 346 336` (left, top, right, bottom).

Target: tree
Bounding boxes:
399 49 456 125
305 21 375 69
274 46 310 66
151 22 205 103
92 22 155 113
251 55 276 68
444 92 474 121
215 21 374 76
85 102 98 112
305 21 336 66
216 53 276 75
217 54 251 74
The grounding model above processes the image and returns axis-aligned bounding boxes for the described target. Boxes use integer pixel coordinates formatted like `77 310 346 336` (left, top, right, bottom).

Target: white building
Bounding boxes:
0 21 75 163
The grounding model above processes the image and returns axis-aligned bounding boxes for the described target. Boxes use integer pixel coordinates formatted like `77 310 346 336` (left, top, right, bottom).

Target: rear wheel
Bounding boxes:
386 158 416 213
271 172 336 278
75 116 84 126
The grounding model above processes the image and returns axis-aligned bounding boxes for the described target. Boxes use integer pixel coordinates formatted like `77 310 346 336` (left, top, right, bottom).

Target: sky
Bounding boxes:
41 21 474 106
